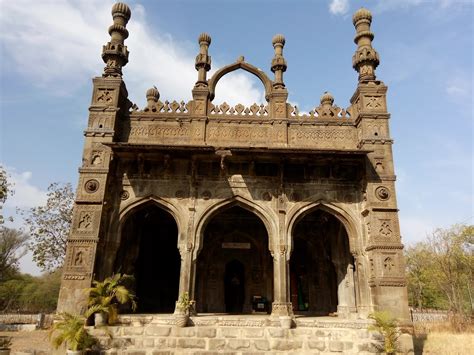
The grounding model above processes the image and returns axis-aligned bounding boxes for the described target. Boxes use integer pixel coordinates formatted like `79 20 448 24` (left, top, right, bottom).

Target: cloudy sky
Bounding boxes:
1 0 472 275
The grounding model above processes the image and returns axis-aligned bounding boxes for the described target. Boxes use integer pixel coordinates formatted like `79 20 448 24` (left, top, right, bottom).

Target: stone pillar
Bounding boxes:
271 245 293 316
175 243 193 313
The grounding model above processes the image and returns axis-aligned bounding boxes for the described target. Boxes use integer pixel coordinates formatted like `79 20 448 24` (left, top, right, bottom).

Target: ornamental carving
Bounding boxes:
365 96 383 110
209 102 268 117
71 205 101 237
120 190 130 200
379 220 392 238
85 179 100 193
129 125 190 139
375 186 390 201
95 88 114 104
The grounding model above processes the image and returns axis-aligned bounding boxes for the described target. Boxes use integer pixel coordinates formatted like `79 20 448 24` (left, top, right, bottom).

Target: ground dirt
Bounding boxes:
0 330 52 354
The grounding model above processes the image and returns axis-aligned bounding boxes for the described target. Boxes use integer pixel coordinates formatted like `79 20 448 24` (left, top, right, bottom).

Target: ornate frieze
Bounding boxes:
71 205 103 237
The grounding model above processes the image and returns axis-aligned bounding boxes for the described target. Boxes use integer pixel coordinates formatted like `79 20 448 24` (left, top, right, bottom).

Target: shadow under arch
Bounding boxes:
287 201 360 255
115 197 182 313
208 61 273 102
193 195 277 260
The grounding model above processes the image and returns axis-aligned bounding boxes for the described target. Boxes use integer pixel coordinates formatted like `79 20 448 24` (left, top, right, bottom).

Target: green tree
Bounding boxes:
0 227 28 282
20 182 74 271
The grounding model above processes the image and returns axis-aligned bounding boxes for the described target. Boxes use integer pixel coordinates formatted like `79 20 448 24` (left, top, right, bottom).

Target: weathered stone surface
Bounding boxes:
197 327 217 338
308 340 326 351
177 338 206 349
254 339 270 350
123 326 144 335
267 328 287 338
243 327 264 338
329 340 344 352
143 338 155 347
146 326 171 336
208 339 226 350
171 327 196 337
269 339 303 351
399 333 415 354
227 339 251 350
219 328 240 338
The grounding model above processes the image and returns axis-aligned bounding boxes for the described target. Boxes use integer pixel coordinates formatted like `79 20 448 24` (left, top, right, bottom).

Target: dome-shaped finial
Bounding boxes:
198 33 212 45
146 86 160 102
352 7 372 25
272 34 286 47
112 2 131 22
320 91 334 106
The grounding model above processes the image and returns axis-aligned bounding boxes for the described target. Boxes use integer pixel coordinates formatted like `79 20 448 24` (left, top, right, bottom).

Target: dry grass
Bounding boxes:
413 320 474 355
0 330 52 354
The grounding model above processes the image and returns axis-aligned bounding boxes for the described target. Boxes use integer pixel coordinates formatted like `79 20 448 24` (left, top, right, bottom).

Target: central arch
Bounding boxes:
195 206 273 313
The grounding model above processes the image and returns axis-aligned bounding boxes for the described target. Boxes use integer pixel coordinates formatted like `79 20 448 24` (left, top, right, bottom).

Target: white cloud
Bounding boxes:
329 0 349 15
2 167 47 210
0 0 265 106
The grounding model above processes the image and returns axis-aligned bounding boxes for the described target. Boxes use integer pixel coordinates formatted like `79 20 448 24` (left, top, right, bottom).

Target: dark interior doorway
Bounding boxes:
291 209 352 315
224 260 245 313
116 204 180 313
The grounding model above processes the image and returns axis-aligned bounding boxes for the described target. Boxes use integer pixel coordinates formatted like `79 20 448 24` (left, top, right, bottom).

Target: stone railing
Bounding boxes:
410 309 449 323
0 313 54 329
142 100 190 114
209 102 269 117
290 105 351 119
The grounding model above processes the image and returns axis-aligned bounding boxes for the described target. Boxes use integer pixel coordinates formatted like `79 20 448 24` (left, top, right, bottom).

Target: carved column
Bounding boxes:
175 243 194 314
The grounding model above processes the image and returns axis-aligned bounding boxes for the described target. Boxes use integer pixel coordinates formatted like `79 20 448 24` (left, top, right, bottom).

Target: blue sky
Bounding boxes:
1 0 472 275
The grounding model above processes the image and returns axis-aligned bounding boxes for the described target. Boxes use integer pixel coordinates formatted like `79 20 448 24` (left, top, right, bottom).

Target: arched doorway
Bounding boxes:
291 209 355 316
115 203 180 313
196 206 273 313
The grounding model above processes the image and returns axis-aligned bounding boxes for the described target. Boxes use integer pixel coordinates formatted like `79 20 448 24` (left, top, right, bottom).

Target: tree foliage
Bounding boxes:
405 224 474 314
0 227 28 282
20 182 74 271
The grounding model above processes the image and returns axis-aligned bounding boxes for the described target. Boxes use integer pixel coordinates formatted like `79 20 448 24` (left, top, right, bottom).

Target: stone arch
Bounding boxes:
193 195 277 260
287 201 360 255
119 195 186 244
208 61 273 102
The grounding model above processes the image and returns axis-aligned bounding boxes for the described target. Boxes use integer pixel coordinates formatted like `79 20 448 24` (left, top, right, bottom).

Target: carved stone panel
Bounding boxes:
71 205 102 237
206 123 282 146
63 240 97 279
128 122 195 144
371 215 401 243
288 126 357 149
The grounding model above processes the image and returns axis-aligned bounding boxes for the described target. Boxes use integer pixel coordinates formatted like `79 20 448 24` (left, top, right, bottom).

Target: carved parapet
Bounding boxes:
208 102 269 117
141 99 189 114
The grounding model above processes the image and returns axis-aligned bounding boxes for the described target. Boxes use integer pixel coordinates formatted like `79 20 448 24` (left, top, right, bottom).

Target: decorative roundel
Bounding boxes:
375 186 390 201
120 190 130 200
84 179 100 193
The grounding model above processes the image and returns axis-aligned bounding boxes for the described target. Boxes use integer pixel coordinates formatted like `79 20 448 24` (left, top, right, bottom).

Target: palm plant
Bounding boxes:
49 309 97 352
368 311 400 355
86 273 137 325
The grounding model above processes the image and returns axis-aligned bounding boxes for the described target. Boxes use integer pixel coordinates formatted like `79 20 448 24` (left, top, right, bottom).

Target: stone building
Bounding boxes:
58 3 410 324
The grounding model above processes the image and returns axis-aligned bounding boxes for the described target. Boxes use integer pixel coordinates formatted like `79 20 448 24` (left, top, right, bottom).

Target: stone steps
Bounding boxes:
88 315 380 354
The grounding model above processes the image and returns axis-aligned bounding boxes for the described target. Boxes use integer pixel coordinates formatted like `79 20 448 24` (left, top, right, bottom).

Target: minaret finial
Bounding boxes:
195 33 212 87
352 8 380 82
102 2 131 77
271 34 287 89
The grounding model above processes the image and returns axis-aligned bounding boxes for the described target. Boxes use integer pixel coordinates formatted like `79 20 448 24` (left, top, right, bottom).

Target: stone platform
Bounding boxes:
88 314 388 354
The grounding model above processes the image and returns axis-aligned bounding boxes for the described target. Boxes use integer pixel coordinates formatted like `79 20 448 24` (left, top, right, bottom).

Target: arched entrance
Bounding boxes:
196 206 273 313
291 209 355 316
115 203 180 313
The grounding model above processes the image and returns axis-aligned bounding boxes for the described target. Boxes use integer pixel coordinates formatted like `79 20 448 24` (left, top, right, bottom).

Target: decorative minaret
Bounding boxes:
271 34 287 89
352 8 380 82
195 33 212 87
102 2 131 77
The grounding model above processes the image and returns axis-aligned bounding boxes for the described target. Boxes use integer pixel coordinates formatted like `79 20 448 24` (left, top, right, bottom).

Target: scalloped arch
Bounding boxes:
193 195 277 260
119 195 185 243
286 201 360 254
208 61 273 102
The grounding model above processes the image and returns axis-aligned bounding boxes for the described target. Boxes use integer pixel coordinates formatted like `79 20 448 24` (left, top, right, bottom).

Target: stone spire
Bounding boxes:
102 2 131 77
320 91 334 109
352 8 380 82
195 33 212 87
271 34 287 89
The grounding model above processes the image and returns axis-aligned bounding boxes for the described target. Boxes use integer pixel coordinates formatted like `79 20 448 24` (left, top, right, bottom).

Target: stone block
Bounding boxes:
208 339 226 350
154 338 168 348
227 339 251 350
171 327 196 337
146 326 171 336
308 340 326 351
269 339 303 351
290 328 312 336
123 326 144 335
329 340 344 352
398 333 415 354
125 352 146 355
254 339 270 350
143 338 155 347
219 327 240 338
197 327 217 338
267 327 288 338
152 352 173 355
243 327 264 337
177 338 206 349
314 330 328 337
167 338 177 348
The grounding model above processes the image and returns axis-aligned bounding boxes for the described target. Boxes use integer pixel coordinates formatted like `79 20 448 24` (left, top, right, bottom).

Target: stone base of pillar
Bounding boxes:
271 302 294 316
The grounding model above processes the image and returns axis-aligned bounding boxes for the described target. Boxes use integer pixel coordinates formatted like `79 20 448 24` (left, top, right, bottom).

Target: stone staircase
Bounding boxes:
87 314 386 354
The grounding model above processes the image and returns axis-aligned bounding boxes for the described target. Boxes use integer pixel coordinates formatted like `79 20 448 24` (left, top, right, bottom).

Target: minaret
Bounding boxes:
271 34 287 89
102 2 131 77
195 33 212 87
352 8 380 82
